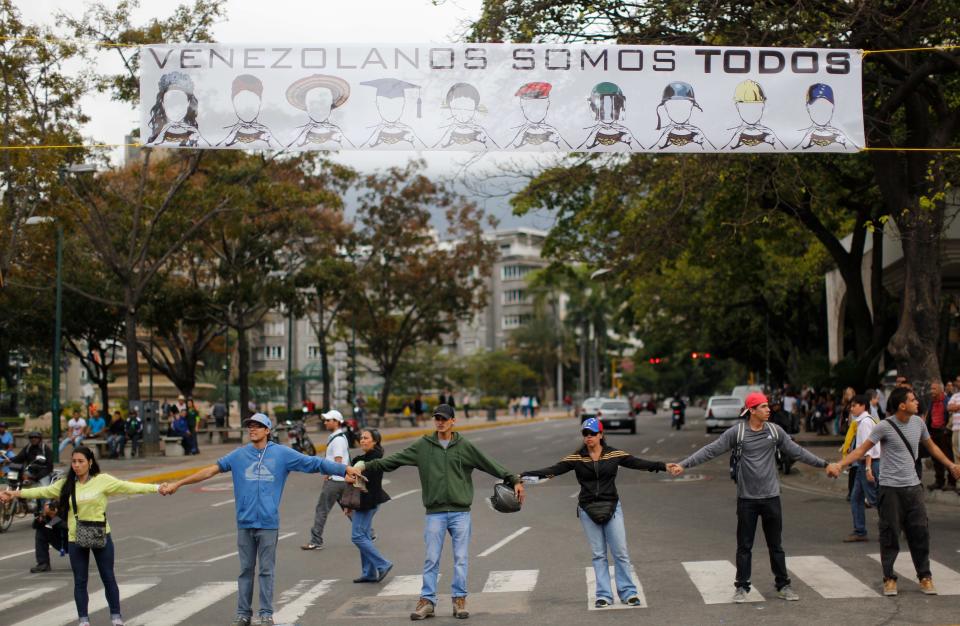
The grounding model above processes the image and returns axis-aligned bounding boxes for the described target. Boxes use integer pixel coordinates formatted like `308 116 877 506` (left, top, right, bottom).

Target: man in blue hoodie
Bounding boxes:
164 413 360 626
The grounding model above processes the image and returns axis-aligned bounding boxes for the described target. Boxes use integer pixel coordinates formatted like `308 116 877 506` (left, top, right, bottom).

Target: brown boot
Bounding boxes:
882 578 897 596
452 597 469 619
919 577 937 595
410 598 434 621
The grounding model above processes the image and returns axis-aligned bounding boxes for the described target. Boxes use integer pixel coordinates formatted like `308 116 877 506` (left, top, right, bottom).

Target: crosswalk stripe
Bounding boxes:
868 553 960 594
482 570 539 593
126 581 235 625
378 574 438 596
9 582 157 626
786 556 878 598
584 565 646 610
682 560 764 604
274 579 337 623
0 586 62 611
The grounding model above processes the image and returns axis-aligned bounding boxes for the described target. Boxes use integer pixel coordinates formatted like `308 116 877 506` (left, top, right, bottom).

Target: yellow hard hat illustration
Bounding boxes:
734 80 766 103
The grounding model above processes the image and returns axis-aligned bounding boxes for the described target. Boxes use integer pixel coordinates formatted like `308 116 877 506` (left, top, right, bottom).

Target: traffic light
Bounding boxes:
648 357 663 364
704 352 711 359
691 352 699 359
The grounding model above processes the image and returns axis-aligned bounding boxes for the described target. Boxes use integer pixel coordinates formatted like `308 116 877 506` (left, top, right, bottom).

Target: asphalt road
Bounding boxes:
1 410 958 626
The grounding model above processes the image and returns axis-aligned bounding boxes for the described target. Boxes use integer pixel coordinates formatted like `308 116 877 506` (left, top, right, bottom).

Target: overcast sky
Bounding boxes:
17 0 555 230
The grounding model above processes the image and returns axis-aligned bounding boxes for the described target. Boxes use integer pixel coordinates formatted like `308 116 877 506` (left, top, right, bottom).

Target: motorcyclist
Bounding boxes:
30 499 68 573
670 395 687 429
2 431 54 483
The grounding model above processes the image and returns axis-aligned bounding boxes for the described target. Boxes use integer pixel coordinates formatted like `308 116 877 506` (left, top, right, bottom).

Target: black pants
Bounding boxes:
878 485 930 581
929 428 957 488
736 497 790 592
35 524 66 565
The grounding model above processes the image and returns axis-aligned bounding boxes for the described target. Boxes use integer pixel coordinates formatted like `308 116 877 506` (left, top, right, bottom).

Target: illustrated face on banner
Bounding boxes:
449 96 478 124
736 102 764 125
233 90 262 123
305 88 334 123
163 89 189 122
597 95 618 124
376 95 405 123
807 98 834 126
665 99 694 125
521 98 549 123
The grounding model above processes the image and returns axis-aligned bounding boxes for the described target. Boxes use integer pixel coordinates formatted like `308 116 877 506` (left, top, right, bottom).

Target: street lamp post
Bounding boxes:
223 331 230 428
286 310 294 419
25 216 63 463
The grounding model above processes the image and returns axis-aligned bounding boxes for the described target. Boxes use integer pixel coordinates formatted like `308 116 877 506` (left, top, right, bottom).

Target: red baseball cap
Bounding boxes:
742 392 769 415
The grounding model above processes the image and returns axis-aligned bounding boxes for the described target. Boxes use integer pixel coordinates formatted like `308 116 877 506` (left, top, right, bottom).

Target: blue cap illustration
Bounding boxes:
806 83 835 105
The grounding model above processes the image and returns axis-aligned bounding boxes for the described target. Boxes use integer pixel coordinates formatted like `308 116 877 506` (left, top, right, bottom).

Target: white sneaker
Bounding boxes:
733 587 748 603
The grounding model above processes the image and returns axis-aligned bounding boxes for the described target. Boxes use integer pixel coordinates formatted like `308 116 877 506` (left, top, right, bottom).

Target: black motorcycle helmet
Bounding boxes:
490 480 521 513
28 431 42 439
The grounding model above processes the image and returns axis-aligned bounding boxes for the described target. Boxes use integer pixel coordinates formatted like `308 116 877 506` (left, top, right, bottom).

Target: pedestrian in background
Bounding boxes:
834 387 960 596
522 418 677 608
843 395 880 543
30 500 67 573
1 446 164 626
360 404 524 620
949 381 960 491
125 410 143 457
924 381 956 491
106 411 126 459
344 429 393 583
60 408 87 455
302 409 351 551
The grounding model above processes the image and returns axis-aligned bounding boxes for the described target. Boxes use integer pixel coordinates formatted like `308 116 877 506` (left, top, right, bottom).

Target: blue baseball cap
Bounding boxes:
806 83 834 104
244 413 272 429
581 417 602 433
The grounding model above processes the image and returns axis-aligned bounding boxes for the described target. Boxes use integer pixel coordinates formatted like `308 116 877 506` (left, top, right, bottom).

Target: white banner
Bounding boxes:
140 43 864 153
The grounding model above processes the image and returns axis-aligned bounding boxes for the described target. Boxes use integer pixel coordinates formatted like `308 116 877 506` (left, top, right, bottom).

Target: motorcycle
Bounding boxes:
670 401 685 431
285 418 316 456
0 456 61 531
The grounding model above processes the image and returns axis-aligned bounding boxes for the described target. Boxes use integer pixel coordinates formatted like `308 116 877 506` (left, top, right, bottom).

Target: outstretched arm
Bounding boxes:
680 427 736 469
163 464 220 495
922 438 960 479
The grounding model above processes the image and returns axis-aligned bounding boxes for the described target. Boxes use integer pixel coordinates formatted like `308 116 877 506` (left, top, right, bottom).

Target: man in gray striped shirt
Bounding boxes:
835 386 960 597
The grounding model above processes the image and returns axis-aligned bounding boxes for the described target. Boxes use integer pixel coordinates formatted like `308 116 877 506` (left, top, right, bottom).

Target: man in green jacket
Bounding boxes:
361 403 524 621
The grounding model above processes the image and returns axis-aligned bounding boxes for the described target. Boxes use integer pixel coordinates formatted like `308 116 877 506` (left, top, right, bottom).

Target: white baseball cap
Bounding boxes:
321 409 344 423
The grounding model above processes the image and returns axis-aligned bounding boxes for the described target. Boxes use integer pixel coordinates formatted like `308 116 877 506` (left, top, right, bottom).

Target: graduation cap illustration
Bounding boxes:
361 78 422 117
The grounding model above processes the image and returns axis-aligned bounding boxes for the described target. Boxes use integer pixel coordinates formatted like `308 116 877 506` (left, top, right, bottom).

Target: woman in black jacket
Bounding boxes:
346 429 393 583
522 418 679 608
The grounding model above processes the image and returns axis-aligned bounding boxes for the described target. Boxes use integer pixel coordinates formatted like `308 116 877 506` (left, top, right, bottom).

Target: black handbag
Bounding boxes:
71 489 107 549
580 499 617 525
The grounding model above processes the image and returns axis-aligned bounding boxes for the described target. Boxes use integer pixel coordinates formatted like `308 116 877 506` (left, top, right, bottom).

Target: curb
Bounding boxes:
131 414 567 485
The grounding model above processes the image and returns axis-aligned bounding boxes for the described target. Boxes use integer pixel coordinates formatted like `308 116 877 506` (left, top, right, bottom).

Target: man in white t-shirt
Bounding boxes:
302 409 351 550
844 395 881 542
59 409 87 454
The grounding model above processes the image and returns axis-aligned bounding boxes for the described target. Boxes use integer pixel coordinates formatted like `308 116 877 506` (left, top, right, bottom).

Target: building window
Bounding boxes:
261 345 284 360
307 345 322 360
502 314 532 329
263 321 285 336
501 265 535 280
79 368 88 381
502 289 527 304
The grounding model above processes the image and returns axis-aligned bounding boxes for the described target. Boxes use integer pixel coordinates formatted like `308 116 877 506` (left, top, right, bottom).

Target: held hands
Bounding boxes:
666 463 684 477
0 490 19 503
825 463 842 478
950 463 960 481
158 483 180 496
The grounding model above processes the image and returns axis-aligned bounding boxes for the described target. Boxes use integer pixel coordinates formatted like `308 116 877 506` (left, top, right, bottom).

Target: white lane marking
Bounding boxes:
211 498 235 508
132 536 170 548
585 565 646 609
126 581 236 625
392 489 420 500
869 553 960 594
668 433 674 438
690 444 697 448
521 446 539 453
682 560 764 604
379 574 437 596
382 479 392 485
655 438 665 444
641 447 650 454
10 582 156 626
470 437 487 443
203 532 296 563
786 556 878 598
478 527 530 557
0 586 61 611
273 579 337 623
0 548 35 562
482 570 539 592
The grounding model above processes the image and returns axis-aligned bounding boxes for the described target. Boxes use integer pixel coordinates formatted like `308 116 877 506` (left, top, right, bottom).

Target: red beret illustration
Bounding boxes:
515 81 552 99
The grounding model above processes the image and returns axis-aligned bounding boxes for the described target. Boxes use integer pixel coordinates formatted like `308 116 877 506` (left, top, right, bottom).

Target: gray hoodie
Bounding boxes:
680 421 827 499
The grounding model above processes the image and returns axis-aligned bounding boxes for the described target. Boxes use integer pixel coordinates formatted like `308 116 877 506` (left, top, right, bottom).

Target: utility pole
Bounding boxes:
51 223 63 464
286 310 294 419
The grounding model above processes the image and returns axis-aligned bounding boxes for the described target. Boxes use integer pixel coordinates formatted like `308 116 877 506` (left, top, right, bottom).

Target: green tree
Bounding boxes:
463 349 537 399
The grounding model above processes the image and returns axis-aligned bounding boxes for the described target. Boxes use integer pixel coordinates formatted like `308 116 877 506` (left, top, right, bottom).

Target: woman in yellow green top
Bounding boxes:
0 446 165 626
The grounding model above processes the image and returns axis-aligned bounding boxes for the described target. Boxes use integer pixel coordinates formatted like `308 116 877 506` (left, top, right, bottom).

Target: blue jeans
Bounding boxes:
68 534 120 621
352 506 392 579
59 436 82 454
421 511 471 604
851 459 880 536
237 528 278 618
578 502 638 602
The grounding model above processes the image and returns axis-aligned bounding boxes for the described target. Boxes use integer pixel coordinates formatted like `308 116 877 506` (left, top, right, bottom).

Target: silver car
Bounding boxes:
597 399 636 434
579 397 605 421
705 395 743 433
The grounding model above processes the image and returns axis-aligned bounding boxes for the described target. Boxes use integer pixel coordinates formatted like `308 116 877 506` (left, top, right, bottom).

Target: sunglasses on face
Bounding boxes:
434 416 451 422
581 430 599 437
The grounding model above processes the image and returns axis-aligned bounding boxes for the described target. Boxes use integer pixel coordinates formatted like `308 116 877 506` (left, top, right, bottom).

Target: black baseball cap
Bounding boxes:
433 404 455 420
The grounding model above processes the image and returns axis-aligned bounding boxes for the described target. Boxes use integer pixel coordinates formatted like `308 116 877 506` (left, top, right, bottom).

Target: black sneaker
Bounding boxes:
230 617 251 626
30 562 51 573
626 596 642 606
594 599 611 608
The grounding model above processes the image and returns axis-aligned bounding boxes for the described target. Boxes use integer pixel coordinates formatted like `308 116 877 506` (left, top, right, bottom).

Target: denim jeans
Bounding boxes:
421 511 471 604
68 534 120 621
878 485 930 581
310 479 346 545
236 528 278 618
735 496 790 592
578 502 638 602
851 459 880 536
59 436 82 454
352 506 392 579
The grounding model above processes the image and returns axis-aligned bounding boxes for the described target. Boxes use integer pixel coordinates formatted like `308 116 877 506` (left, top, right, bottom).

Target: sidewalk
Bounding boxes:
73 411 570 484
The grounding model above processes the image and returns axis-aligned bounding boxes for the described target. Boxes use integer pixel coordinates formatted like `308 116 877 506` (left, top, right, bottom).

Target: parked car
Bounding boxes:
578 397 605 421
661 396 675 411
705 395 743 433
596 399 636 434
